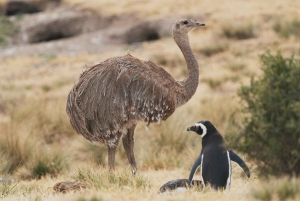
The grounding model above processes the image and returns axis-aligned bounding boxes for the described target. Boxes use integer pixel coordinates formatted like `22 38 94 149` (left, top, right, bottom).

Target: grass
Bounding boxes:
202 78 223 89
197 43 228 57
222 23 256 40
71 167 151 190
30 149 69 179
0 128 32 173
252 178 300 201
81 141 108 166
0 183 18 198
226 62 247 72
0 16 20 46
76 197 103 201
273 19 300 38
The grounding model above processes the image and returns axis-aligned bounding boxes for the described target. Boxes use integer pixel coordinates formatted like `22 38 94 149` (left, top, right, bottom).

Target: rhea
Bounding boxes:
66 18 205 173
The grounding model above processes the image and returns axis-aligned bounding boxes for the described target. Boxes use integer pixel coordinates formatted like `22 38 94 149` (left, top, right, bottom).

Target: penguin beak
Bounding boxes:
187 126 197 132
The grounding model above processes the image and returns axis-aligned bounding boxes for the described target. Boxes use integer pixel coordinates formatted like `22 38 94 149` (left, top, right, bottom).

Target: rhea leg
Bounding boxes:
107 145 117 171
122 124 137 174
107 137 120 172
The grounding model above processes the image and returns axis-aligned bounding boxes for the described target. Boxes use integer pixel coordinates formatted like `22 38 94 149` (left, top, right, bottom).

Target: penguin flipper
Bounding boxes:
188 154 202 185
229 150 250 178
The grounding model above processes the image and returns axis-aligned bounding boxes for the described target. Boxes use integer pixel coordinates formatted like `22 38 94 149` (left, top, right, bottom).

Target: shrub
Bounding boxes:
226 51 300 176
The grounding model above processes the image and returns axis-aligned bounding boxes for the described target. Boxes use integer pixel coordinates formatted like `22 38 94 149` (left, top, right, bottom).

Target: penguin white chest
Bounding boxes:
226 151 232 190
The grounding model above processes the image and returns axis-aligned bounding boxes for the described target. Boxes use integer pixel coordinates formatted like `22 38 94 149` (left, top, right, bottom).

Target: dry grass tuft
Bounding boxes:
197 43 228 57
71 166 151 191
251 177 300 201
273 19 300 39
222 23 256 40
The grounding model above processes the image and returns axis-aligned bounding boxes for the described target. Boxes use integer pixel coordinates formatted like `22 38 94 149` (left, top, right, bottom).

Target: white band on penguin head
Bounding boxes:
195 123 207 138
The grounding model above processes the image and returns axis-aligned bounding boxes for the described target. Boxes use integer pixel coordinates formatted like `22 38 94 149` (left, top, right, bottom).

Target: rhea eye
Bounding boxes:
183 20 188 24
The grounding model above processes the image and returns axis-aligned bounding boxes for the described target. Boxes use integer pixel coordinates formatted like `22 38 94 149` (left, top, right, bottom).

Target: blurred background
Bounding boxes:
0 0 300 200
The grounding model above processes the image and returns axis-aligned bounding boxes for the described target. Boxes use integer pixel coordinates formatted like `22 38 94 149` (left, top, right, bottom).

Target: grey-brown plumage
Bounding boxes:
66 18 205 173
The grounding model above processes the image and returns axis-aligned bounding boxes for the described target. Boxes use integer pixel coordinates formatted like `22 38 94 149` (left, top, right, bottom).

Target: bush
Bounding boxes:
226 51 300 176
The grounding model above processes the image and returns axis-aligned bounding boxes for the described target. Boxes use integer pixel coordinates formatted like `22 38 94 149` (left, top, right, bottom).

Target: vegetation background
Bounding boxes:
0 0 300 200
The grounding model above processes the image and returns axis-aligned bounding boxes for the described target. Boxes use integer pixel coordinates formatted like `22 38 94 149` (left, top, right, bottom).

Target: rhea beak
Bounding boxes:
188 22 205 28
196 22 205 26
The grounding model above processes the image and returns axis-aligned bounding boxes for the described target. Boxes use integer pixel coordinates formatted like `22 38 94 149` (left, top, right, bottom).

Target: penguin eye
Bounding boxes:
183 20 188 25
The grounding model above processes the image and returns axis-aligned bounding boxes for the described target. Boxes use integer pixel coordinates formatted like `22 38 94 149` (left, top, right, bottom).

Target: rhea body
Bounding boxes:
187 120 250 190
66 18 205 173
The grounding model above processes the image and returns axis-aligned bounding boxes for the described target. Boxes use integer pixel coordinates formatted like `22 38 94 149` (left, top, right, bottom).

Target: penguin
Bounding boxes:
187 120 250 190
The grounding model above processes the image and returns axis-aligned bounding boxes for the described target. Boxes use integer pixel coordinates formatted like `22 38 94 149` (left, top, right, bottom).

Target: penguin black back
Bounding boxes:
187 120 250 190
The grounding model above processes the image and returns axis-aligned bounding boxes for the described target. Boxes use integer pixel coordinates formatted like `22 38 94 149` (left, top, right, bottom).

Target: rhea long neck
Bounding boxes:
173 32 199 106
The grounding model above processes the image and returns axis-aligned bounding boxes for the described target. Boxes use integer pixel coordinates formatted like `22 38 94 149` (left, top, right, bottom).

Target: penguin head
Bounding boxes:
187 120 217 138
